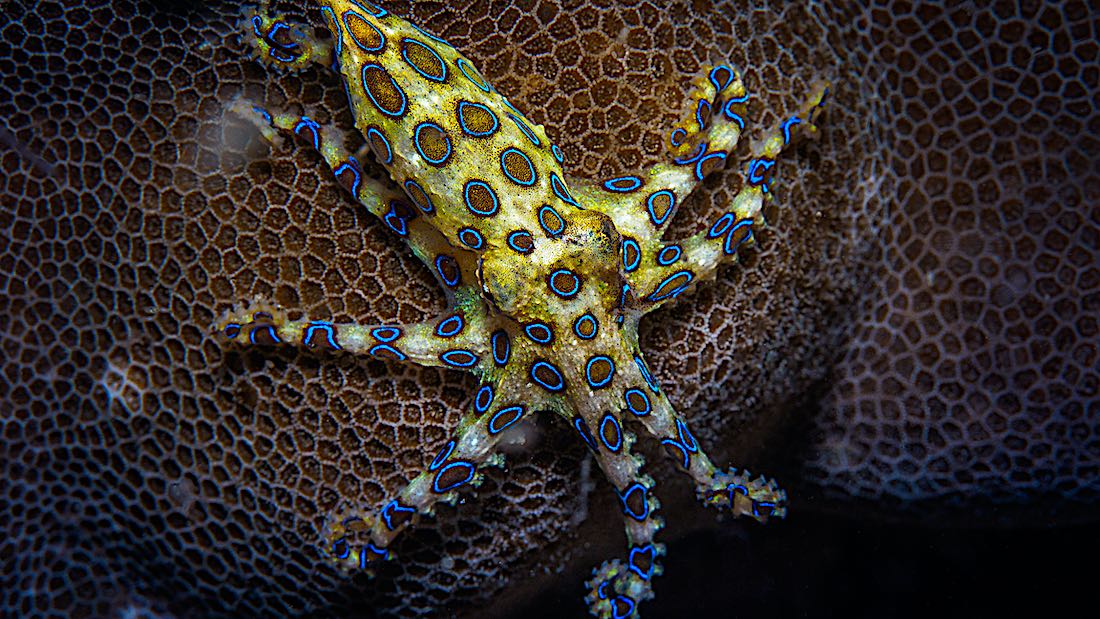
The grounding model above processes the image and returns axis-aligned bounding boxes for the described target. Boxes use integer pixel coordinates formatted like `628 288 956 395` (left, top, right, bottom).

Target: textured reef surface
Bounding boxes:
1 0 1097 617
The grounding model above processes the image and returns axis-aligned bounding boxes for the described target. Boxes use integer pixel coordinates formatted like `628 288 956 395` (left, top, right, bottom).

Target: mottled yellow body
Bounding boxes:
221 2 828 617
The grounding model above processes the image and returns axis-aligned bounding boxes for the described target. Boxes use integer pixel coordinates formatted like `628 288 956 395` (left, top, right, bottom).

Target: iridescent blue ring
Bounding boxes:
457 57 490 92
524 322 553 345
401 38 447 82
440 349 478 368
585 355 615 389
435 314 464 338
432 460 475 493
463 180 499 216
573 314 598 340
458 227 485 250
488 405 524 434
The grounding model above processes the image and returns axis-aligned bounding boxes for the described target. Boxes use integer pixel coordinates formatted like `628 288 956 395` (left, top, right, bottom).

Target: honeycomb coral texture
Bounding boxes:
1 0 1096 617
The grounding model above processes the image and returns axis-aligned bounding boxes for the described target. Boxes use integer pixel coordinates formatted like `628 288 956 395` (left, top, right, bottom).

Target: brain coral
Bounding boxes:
1 0 1096 618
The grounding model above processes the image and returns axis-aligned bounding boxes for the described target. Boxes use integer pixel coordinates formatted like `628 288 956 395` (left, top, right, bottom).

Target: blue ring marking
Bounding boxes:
428 439 456 471
371 326 401 342
618 283 630 310
331 536 349 559
694 151 727 181
746 157 775 191
358 543 388 567
603 176 642 192
723 219 754 255
491 329 511 366
304 322 341 349
456 101 499 137
669 127 686 147
696 98 711 132
434 255 460 287
538 204 565 236
709 65 735 93
656 244 682 266
551 144 564 163
435 314 464 338
621 238 641 272
488 405 525 435
673 141 706 165
440 349 478 368
723 99 746 129
412 23 451 47
474 384 494 413
524 322 553 344
661 437 691 468
401 38 447 82
573 313 598 340
463 180 499 216
223 323 241 339
361 63 407 117
573 417 598 452
612 596 636 619
549 172 577 206
548 269 580 298
432 460 475 493
676 418 699 452
368 343 407 360
633 355 659 393
367 127 393 164
597 581 612 600
646 269 695 302
382 201 409 236
618 483 650 521
249 324 280 345
624 388 651 416
293 117 321 151
645 190 676 226
414 122 451 165
381 499 416 531
334 158 362 196
251 104 273 125
320 7 342 56
530 360 565 392
404 179 434 213
349 0 387 17
628 544 657 580
708 212 736 238
507 113 541 146
598 413 622 452
781 116 802 145
456 57 490 92
585 356 615 389
506 230 534 254
343 11 386 52
458 227 485 250
269 47 298 63
500 147 537 186
360 543 390 566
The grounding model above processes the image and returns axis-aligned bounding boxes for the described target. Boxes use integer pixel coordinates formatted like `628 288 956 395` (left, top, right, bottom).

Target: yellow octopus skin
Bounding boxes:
217 2 829 617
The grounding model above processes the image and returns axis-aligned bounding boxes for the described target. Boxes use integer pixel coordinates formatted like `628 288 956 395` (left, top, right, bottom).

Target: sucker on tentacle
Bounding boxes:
219 2 828 616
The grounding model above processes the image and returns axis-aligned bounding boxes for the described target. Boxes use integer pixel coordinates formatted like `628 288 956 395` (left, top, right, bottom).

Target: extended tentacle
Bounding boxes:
227 100 481 302
214 295 493 371
571 64 749 243
616 344 788 525
578 414 666 619
242 0 334 71
324 367 553 571
632 81 830 313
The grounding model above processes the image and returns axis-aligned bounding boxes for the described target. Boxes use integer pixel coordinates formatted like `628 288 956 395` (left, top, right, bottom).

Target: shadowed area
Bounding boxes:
1 0 1096 617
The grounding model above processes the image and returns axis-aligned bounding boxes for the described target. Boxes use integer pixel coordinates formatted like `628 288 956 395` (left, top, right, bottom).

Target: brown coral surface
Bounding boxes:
1 0 1096 618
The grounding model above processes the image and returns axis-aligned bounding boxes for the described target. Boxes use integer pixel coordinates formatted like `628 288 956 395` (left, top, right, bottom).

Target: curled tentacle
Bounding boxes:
702 468 789 523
